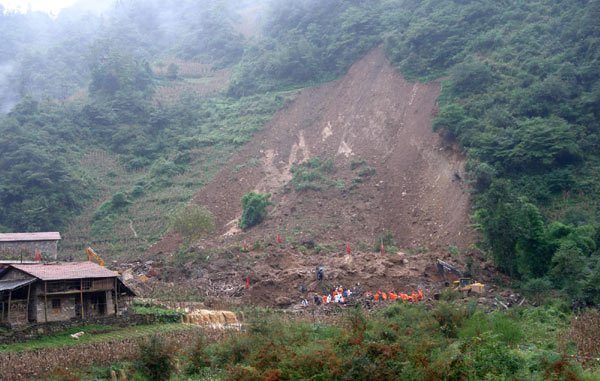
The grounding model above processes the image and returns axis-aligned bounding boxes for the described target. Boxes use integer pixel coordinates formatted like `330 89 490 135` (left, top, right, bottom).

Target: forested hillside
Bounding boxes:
1 0 600 302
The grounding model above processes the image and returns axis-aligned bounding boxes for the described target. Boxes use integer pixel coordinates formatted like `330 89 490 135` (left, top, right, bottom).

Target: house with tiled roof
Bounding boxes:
0 232 61 260
0 262 134 326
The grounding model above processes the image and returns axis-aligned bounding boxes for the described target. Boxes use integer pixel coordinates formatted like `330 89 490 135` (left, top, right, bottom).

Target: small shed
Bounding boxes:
0 232 61 260
0 262 135 326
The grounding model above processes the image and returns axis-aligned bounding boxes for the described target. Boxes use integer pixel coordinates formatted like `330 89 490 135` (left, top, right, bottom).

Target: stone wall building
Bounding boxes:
0 232 61 260
0 262 135 326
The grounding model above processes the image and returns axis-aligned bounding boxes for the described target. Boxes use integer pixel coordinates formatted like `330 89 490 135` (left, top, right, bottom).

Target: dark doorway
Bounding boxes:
86 292 107 316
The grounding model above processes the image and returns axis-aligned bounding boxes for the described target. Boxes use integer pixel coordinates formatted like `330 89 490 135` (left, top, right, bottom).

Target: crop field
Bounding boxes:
60 147 232 261
152 58 213 78
0 323 206 380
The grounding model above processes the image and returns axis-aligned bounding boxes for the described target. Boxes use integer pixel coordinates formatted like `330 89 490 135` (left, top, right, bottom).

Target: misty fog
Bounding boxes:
0 0 266 112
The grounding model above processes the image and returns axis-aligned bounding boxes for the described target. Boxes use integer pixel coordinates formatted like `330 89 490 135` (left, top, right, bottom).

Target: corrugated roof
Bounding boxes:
0 232 61 242
0 278 35 292
9 262 118 281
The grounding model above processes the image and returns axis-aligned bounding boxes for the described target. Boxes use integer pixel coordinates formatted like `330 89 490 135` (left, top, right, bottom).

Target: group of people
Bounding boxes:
365 289 424 302
306 267 424 307
312 286 353 306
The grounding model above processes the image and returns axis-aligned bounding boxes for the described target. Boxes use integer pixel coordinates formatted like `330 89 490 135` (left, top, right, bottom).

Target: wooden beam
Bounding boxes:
80 279 84 319
44 281 48 323
26 283 31 323
7 290 12 322
45 288 112 296
114 278 118 317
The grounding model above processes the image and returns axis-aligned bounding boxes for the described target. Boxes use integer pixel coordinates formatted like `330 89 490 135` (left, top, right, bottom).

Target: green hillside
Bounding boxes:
1 0 600 300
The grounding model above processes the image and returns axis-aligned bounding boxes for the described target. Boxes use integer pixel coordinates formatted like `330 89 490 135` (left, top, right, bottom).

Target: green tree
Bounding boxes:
110 191 131 209
550 241 587 297
521 278 551 305
582 263 600 305
170 204 215 240
473 180 520 277
239 192 273 231
515 200 549 278
166 63 178 80
449 57 494 96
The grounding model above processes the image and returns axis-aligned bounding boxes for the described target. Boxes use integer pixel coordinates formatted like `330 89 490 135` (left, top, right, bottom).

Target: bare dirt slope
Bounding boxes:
191 47 472 250
139 47 486 306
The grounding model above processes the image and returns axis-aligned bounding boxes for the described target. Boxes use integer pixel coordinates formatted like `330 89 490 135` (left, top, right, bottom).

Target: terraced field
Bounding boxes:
60 146 232 262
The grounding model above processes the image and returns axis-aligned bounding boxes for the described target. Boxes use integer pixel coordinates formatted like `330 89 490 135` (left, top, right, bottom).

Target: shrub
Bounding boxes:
345 305 368 342
433 302 468 338
373 231 398 253
357 165 376 177
186 335 212 374
350 158 367 170
166 63 179 80
150 157 183 178
490 314 523 344
110 191 131 208
522 278 552 305
468 340 524 379
170 204 215 240
438 288 460 302
135 335 176 381
239 192 273 230
290 157 336 191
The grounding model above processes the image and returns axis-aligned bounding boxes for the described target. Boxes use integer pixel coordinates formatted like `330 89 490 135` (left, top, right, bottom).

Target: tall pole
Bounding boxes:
26 283 31 323
7 290 12 322
80 279 84 319
44 281 48 323
114 278 118 317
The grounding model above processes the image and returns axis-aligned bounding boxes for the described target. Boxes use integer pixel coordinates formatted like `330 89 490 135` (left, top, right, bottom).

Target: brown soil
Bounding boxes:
134 47 495 307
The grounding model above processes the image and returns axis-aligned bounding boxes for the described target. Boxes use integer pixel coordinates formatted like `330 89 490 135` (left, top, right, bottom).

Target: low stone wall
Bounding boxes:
0 312 181 344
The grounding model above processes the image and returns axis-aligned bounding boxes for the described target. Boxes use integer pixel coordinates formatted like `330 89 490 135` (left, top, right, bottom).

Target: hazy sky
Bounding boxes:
1 0 78 15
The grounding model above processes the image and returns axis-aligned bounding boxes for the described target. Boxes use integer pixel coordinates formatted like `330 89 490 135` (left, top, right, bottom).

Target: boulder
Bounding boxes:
275 296 293 306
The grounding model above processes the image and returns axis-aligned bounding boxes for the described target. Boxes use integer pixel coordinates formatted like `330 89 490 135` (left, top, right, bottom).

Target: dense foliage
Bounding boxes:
170 204 215 240
1 0 600 298
224 0 600 301
135 335 176 381
239 192 273 231
171 302 599 380
0 59 287 233
0 0 247 111
415 0 600 300
289 157 336 191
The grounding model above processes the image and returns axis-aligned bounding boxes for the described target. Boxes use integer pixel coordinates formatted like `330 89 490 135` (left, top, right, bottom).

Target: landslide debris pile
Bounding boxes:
141 48 484 306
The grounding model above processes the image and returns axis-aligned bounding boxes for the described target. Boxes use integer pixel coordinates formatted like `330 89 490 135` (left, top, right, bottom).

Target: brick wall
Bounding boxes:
0 240 58 260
